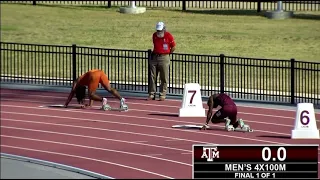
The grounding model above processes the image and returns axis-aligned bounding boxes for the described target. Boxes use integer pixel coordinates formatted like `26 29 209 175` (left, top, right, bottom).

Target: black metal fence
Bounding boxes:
2 1 320 12
1 42 319 106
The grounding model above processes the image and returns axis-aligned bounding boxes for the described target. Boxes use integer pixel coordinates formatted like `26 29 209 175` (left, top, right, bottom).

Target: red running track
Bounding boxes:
1 88 319 179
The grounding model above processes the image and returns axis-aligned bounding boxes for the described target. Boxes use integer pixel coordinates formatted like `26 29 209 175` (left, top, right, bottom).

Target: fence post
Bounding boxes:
290 58 295 105
182 0 186 11
107 0 111 8
33 0 36 5
72 44 77 82
257 1 261 12
147 49 152 95
220 54 225 94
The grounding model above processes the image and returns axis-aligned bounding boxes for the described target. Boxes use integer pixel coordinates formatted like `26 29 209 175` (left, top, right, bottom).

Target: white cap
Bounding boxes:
156 22 165 31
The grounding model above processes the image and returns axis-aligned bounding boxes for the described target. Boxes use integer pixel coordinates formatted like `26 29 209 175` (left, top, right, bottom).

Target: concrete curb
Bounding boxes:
1 153 114 179
264 10 294 19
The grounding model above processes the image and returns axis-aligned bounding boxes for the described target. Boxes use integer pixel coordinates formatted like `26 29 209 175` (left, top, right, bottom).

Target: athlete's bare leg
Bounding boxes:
101 82 122 100
88 91 103 101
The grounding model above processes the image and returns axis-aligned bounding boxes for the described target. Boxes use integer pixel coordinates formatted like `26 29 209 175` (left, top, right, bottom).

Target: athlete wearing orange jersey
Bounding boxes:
64 69 125 108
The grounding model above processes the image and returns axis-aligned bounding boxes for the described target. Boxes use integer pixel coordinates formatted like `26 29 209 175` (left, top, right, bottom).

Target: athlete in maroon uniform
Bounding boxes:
201 93 243 130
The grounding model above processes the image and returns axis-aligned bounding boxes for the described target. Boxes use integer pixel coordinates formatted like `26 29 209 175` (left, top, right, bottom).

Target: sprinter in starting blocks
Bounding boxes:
200 93 253 132
64 69 127 110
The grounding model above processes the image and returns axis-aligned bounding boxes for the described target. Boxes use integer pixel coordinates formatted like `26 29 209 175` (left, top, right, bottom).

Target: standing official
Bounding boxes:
148 22 176 101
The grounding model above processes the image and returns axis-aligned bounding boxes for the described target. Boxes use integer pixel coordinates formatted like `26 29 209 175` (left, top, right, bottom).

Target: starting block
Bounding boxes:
171 124 253 132
102 104 128 112
291 103 319 139
179 83 206 117
47 104 65 108
41 104 80 109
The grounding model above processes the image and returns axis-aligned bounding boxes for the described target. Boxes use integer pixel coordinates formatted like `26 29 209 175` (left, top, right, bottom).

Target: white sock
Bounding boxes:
102 98 107 105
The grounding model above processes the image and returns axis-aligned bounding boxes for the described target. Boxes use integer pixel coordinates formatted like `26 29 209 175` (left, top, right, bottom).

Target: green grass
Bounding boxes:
1 4 319 95
1 4 320 62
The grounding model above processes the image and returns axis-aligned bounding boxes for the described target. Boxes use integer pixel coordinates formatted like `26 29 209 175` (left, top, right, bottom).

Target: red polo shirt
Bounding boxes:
152 32 176 54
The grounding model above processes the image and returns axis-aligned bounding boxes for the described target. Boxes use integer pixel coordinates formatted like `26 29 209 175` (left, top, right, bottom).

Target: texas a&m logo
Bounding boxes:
201 146 219 161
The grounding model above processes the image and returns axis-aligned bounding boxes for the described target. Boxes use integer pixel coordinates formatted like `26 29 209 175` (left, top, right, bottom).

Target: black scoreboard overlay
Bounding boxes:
193 144 318 179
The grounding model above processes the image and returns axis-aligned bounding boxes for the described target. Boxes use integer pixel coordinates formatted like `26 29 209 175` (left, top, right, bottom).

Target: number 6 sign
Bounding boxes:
292 103 319 139
300 110 310 126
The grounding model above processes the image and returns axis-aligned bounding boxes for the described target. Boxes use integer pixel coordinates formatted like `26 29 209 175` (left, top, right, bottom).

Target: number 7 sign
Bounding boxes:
179 83 206 117
188 90 197 104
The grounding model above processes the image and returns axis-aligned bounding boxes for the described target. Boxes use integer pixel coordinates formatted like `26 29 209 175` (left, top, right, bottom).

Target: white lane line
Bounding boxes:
146 154 163 156
1 97 316 124
2 91 318 113
2 110 320 151
0 145 174 179
1 126 190 153
1 135 191 166
0 105 297 137
1 118 210 144
1 92 319 118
